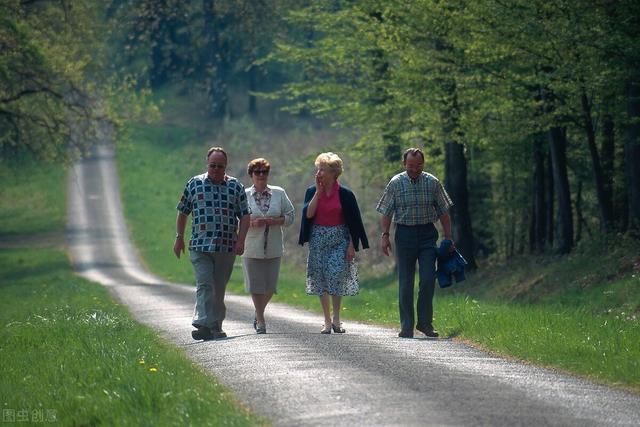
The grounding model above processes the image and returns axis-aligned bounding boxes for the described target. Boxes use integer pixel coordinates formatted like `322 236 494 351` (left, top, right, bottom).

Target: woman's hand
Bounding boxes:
346 242 355 262
315 170 324 191
265 216 283 226
251 217 268 227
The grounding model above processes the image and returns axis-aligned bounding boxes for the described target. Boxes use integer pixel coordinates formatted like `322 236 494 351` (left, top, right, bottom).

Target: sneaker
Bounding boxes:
416 324 439 338
398 330 414 338
256 324 267 334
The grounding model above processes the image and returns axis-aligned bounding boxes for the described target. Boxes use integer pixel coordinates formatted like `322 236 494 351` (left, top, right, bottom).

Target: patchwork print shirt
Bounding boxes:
177 173 250 252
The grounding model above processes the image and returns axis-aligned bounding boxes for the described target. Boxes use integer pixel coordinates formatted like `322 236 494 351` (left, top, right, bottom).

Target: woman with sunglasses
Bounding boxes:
242 158 295 334
298 152 369 334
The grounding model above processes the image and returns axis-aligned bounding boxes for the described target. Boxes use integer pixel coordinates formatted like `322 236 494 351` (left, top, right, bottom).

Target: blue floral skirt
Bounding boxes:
306 224 359 296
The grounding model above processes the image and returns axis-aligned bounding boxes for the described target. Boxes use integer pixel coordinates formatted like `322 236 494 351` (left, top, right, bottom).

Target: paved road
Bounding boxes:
67 143 640 426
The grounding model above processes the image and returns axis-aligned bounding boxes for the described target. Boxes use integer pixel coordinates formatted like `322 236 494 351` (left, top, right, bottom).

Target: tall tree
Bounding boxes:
0 1 114 162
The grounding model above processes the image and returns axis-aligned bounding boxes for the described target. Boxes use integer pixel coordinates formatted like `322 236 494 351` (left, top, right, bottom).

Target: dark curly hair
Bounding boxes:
247 158 270 175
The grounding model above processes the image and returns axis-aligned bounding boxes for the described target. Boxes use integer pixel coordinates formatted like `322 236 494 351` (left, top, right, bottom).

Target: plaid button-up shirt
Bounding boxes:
376 171 453 225
177 173 250 252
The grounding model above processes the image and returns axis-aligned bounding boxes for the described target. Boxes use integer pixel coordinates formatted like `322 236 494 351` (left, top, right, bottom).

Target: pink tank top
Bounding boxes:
314 181 345 226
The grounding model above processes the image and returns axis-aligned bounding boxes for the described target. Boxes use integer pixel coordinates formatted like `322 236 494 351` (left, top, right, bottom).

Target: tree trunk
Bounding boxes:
601 107 615 229
626 79 640 230
202 0 228 119
575 180 583 243
548 126 573 253
440 79 476 269
531 135 547 253
581 89 613 231
445 139 476 268
546 146 554 248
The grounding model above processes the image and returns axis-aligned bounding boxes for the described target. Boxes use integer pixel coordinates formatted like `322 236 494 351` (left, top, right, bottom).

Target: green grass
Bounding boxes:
116 108 640 392
0 249 262 426
0 155 66 235
0 154 264 426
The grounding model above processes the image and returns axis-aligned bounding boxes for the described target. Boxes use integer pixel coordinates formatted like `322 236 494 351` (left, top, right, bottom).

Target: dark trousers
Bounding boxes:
395 223 438 332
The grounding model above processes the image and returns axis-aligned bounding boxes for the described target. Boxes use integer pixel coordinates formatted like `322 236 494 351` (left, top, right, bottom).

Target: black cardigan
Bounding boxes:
298 185 370 251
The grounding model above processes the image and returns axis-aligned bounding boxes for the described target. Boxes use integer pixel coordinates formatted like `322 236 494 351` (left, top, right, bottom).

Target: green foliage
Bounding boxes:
108 0 300 116
0 1 155 164
267 0 640 257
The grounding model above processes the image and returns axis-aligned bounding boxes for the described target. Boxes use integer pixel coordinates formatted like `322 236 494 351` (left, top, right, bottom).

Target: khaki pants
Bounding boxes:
189 251 236 329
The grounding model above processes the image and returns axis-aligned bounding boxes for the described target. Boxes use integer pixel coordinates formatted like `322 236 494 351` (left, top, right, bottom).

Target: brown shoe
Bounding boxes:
211 321 227 339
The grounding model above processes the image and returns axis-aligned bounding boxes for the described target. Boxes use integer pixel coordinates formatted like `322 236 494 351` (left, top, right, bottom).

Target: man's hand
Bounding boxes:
444 237 456 253
381 235 392 256
234 240 245 256
173 238 185 258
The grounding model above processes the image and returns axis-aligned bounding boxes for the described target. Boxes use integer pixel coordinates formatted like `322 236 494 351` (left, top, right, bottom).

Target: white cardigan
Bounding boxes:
242 185 295 259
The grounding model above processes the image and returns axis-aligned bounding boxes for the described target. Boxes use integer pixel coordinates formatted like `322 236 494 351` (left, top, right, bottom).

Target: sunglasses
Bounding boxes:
253 169 269 175
208 163 226 170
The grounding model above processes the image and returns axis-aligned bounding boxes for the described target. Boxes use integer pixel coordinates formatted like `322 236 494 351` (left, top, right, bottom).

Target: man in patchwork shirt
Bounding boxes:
174 146 250 340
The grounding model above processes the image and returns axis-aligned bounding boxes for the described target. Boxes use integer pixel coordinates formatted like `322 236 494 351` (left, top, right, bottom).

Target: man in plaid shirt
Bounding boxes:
376 148 454 338
174 146 250 340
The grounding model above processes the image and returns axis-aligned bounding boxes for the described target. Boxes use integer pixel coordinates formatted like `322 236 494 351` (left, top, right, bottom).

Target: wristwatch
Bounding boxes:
175 233 184 239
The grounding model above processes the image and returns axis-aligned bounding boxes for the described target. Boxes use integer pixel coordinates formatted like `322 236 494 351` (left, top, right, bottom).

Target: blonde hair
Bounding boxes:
315 152 343 177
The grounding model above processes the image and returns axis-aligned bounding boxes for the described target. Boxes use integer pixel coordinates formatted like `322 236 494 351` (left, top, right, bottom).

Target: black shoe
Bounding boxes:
211 330 227 339
398 330 414 338
191 326 214 341
416 324 439 338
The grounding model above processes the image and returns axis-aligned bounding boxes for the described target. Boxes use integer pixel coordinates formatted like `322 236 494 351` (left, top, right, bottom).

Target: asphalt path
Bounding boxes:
66 143 640 426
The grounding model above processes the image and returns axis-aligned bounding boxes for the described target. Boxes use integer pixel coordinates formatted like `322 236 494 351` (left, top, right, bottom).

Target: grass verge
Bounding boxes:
117 114 640 392
0 248 261 426
0 155 66 235
0 154 264 426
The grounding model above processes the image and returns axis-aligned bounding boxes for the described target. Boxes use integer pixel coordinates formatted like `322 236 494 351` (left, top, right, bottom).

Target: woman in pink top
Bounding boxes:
299 152 369 334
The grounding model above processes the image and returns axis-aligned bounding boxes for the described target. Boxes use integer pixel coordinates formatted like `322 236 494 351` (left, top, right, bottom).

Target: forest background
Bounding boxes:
3 0 640 268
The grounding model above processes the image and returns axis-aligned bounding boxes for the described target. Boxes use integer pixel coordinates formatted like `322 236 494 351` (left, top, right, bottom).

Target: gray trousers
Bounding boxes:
395 223 438 332
189 250 236 329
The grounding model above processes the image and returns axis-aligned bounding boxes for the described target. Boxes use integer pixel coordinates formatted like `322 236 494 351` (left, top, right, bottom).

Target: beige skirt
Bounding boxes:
242 257 281 294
